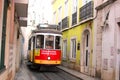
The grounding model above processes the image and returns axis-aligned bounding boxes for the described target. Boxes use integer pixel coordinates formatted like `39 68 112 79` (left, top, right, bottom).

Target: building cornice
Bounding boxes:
95 0 116 10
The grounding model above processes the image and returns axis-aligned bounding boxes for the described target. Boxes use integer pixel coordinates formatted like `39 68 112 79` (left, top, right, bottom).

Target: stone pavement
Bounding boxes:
14 65 32 80
14 63 101 80
14 63 37 80
57 66 101 80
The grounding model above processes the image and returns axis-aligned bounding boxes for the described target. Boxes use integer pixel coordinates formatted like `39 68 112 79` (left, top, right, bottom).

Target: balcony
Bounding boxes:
15 0 28 27
72 12 77 26
79 1 93 21
62 16 69 30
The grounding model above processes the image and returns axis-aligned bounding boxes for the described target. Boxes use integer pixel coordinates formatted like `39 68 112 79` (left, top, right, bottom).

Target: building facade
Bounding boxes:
95 0 120 80
52 0 120 80
0 0 28 80
52 0 95 77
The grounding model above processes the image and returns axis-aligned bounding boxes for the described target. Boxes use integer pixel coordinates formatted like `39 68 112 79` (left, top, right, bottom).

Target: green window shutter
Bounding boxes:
0 0 8 70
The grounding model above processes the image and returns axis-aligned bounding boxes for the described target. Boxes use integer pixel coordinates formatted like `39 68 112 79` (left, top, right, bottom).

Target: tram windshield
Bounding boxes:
45 35 54 49
36 34 61 49
36 35 44 48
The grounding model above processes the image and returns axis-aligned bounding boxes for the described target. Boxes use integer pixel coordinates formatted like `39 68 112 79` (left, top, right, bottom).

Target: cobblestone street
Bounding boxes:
14 61 100 80
14 62 82 80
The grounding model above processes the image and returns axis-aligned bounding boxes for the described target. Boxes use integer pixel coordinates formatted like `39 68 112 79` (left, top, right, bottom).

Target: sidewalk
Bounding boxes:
57 66 101 80
14 65 33 80
14 62 37 80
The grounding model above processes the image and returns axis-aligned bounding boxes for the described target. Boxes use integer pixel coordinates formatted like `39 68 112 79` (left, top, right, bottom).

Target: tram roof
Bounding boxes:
32 29 62 34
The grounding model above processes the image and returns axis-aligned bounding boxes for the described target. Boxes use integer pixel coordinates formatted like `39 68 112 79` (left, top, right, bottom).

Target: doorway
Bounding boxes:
81 29 91 73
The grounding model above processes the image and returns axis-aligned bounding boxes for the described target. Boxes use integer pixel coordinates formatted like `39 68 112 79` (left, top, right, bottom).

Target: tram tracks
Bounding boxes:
29 67 82 80
25 63 82 80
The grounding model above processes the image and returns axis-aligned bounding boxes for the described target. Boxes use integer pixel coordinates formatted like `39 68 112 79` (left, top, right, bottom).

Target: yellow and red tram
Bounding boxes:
27 25 62 66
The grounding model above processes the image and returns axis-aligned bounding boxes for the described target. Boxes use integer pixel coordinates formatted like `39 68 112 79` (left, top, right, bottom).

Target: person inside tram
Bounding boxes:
46 41 53 49
36 35 44 48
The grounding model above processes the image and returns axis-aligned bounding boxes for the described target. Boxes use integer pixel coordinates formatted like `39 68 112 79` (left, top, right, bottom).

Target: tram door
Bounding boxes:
31 37 35 62
33 37 35 62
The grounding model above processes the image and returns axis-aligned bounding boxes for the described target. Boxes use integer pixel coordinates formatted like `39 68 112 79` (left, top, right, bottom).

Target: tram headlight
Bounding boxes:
48 56 50 60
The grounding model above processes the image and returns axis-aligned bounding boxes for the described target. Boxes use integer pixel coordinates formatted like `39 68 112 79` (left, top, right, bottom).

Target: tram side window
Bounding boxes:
33 37 35 49
36 35 44 48
45 35 54 49
55 36 61 49
28 39 31 50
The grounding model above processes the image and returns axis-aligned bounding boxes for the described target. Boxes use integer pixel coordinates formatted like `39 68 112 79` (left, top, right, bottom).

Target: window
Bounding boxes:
63 40 67 58
80 1 93 21
82 0 91 5
64 0 68 17
71 38 76 58
36 35 44 48
55 36 61 49
58 6 62 30
58 6 62 22
45 35 54 49
53 11 56 24
72 0 77 25
0 0 8 71
72 0 77 13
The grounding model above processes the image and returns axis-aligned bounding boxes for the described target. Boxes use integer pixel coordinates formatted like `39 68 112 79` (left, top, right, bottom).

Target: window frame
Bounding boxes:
64 0 68 17
72 0 77 14
53 11 56 24
70 37 76 59
63 39 67 59
36 35 44 49
58 6 62 22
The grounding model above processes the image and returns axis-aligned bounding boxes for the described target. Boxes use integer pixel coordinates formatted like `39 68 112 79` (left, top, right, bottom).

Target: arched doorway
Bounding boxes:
81 29 91 74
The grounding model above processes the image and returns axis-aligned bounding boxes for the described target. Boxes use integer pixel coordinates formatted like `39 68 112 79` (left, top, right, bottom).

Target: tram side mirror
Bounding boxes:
77 43 80 50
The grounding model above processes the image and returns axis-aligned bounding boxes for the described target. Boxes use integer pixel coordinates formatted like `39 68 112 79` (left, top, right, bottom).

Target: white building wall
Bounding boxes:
102 10 116 80
101 1 120 80
94 0 120 79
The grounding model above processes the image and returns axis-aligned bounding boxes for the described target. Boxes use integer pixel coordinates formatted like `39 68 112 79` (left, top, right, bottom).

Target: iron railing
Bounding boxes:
72 12 77 26
79 1 93 21
62 16 69 29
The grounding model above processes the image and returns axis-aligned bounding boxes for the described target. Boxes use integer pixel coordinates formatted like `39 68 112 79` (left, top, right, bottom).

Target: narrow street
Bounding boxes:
1 0 120 80
14 61 82 80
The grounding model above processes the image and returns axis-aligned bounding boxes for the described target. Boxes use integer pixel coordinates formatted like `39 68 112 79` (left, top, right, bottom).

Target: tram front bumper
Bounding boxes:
34 60 61 65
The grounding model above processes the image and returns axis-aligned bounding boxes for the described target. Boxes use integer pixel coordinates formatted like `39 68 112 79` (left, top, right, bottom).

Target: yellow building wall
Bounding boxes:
63 22 94 65
52 0 82 24
52 0 94 67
